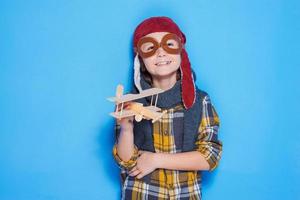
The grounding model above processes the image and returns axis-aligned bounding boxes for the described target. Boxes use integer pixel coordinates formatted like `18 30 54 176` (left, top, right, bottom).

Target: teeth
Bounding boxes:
156 61 171 66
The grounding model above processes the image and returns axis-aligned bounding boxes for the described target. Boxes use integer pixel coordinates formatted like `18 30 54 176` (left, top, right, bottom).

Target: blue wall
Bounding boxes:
1 0 299 199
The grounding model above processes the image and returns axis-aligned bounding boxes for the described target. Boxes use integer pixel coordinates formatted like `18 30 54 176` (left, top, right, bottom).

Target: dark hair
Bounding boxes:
138 56 181 86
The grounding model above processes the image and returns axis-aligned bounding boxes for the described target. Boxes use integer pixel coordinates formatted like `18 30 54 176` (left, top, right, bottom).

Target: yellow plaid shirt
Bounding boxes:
112 94 222 200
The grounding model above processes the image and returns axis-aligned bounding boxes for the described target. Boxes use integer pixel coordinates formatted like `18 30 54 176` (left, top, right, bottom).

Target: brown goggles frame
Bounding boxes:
136 33 183 58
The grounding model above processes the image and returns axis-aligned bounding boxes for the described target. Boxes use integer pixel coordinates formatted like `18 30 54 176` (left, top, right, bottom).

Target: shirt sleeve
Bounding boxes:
194 94 223 171
112 121 139 171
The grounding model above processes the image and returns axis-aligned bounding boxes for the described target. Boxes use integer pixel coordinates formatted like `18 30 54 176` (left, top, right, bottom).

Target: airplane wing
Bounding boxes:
141 108 167 123
144 105 161 112
107 88 164 103
109 104 166 123
109 110 135 119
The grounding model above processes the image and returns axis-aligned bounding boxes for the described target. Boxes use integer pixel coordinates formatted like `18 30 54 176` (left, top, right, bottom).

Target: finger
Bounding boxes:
116 102 131 111
129 166 138 174
129 169 141 177
123 104 130 109
136 173 144 179
127 117 133 123
120 116 133 124
122 102 132 108
129 169 137 175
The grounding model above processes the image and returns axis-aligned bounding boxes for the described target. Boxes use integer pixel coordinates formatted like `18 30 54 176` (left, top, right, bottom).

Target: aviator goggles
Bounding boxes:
135 33 183 58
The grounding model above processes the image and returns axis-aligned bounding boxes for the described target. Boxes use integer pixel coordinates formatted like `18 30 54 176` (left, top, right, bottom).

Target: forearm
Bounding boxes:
116 128 135 162
156 151 210 171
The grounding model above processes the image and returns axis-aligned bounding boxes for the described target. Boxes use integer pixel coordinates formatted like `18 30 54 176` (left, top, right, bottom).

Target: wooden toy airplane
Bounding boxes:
107 84 167 123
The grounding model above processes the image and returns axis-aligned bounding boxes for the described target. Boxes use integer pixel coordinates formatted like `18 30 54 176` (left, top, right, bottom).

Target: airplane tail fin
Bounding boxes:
116 84 124 98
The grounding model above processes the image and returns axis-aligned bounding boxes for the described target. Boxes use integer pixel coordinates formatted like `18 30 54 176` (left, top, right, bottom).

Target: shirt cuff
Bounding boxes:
112 144 139 170
196 141 223 171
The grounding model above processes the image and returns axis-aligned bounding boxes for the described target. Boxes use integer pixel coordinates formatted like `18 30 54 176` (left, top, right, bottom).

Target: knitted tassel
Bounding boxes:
180 49 196 109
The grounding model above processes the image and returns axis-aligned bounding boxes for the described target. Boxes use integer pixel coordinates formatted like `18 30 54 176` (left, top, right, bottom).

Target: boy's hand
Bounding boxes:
118 116 134 132
128 150 159 179
116 102 134 132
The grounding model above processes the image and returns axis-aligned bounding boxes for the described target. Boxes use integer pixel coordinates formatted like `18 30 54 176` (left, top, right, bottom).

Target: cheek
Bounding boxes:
173 55 181 64
142 58 156 70
170 55 181 69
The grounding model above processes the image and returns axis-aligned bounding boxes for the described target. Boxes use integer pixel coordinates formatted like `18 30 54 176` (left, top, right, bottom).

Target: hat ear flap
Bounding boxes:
180 49 196 109
134 53 143 93
181 32 186 44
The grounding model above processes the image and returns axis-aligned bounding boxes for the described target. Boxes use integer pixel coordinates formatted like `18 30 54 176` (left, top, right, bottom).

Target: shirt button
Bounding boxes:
164 130 168 135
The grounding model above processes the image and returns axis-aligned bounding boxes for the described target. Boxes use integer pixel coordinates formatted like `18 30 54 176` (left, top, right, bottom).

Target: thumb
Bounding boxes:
138 150 144 156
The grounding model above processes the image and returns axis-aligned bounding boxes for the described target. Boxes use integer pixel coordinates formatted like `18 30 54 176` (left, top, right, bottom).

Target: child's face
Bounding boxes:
139 32 181 80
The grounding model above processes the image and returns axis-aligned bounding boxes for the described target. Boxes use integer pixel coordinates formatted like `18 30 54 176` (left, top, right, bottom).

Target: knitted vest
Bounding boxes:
130 79 207 183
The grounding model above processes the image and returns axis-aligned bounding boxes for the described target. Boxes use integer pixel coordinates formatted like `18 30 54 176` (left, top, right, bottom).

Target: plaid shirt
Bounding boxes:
112 94 222 200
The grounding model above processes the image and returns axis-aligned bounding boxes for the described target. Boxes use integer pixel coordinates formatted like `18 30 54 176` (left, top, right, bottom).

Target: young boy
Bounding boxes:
112 16 222 200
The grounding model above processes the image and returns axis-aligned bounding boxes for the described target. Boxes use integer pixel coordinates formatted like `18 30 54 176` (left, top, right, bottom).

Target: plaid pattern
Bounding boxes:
112 95 222 199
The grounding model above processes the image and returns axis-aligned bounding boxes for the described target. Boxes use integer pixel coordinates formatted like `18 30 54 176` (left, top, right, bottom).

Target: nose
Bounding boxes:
156 47 166 57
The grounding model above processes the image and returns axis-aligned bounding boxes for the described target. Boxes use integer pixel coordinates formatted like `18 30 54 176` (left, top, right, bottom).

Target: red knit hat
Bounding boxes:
133 16 196 109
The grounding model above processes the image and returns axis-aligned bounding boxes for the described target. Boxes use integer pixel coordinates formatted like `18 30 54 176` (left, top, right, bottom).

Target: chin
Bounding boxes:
156 67 178 75
155 71 178 79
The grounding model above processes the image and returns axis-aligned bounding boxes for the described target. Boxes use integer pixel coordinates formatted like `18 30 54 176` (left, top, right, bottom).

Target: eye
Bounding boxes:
147 46 154 50
167 42 174 47
140 42 155 53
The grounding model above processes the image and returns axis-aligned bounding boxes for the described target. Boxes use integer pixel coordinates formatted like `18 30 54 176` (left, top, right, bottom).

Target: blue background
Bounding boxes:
1 0 299 199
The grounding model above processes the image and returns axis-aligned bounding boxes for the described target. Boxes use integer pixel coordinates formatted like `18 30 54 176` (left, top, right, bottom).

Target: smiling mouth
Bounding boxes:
155 61 172 66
